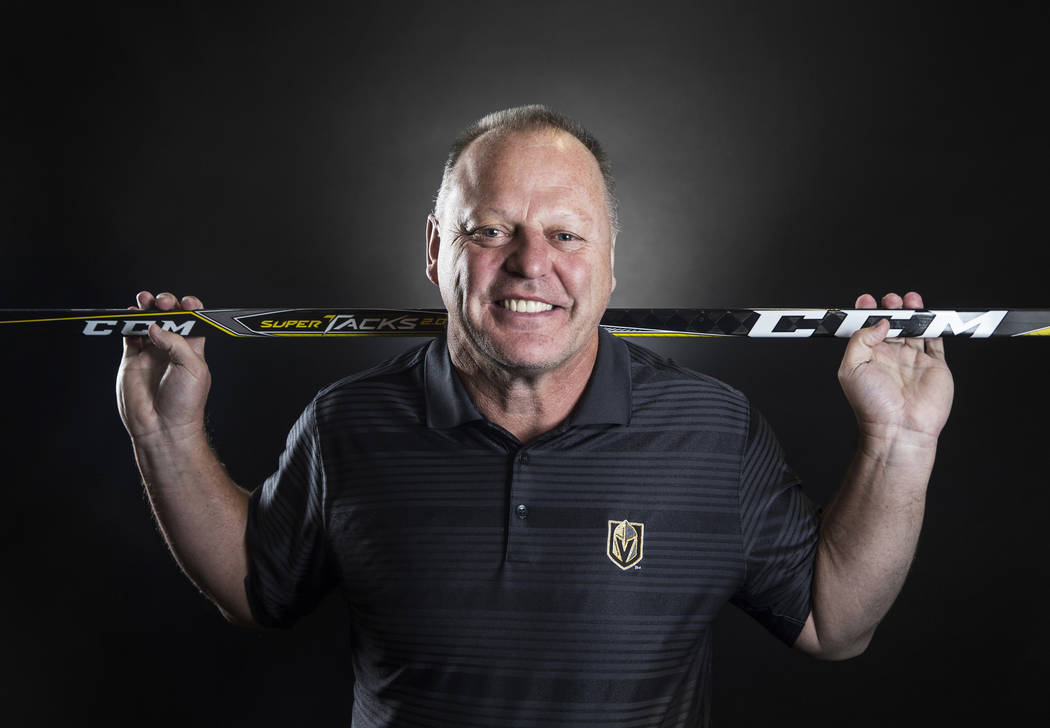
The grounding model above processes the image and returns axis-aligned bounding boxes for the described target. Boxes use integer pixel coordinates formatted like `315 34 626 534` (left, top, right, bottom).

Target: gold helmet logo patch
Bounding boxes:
607 519 644 570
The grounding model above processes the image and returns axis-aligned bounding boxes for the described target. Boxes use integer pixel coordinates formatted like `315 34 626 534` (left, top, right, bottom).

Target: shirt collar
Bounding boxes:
424 335 485 429
424 328 632 429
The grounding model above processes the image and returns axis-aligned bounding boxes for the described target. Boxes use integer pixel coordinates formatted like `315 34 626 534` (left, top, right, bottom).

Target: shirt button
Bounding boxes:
516 504 529 519
518 452 529 465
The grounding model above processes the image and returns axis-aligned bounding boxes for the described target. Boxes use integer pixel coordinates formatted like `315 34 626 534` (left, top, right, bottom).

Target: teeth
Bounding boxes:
499 299 554 313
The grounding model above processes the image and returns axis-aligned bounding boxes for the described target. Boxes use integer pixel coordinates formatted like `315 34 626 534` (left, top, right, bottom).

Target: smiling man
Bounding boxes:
425 111 618 442
117 106 954 727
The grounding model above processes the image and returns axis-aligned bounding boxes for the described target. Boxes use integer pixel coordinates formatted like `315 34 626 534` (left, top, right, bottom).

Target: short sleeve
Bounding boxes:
730 405 821 645
244 400 333 628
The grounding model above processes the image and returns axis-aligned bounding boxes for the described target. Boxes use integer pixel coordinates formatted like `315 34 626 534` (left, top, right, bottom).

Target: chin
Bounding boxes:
451 311 596 374
480 329 595 374
483 340 564 372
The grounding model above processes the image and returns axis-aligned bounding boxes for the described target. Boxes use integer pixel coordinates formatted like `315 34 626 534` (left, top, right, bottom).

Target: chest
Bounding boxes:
322 425 748 619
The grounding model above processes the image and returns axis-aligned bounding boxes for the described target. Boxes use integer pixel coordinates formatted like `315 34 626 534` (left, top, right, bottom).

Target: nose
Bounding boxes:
504 229 552 279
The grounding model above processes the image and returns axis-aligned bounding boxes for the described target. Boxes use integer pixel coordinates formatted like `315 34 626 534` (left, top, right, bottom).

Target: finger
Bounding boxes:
136 291 156 310
901 291 943 358
877 293 912 345
187 333 207 358
179 296 207 357
155 292 179 311
880 292 903 309
855 293 877 309
924 335 947 361
876 291 926 349
902 291 924 309
896 291 930 351
123 305 145 354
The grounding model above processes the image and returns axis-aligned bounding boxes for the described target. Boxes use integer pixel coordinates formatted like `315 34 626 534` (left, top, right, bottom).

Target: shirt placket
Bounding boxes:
505 445 535 563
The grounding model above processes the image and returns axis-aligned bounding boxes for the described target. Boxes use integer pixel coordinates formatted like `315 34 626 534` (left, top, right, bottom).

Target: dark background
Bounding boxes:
3 1 1048 725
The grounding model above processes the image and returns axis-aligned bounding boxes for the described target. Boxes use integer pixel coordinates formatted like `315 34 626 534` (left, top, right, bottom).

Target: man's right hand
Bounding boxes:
114 290 255 626
117 291 211 444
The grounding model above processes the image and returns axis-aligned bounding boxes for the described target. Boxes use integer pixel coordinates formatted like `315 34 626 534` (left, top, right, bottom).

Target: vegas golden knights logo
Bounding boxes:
607 519 644 570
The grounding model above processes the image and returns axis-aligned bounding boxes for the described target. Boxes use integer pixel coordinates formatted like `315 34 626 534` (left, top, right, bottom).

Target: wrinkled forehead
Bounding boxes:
448 129 608 217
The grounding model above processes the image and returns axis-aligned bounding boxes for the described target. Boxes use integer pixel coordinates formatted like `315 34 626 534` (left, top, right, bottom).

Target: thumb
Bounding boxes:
858 318 890 348
840 319 888 372
148 323 203 371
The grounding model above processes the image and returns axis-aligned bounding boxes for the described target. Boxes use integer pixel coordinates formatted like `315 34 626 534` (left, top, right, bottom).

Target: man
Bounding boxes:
117 106 954 726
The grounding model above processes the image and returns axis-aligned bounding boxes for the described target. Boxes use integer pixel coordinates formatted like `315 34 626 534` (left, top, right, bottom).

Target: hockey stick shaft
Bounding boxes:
1 308 1048 338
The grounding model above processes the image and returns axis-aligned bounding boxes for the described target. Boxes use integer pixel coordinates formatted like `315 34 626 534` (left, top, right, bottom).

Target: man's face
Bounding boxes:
427 129 616 375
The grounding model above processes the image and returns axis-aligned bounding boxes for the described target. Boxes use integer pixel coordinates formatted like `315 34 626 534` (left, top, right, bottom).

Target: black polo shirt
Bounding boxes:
245 330 820 728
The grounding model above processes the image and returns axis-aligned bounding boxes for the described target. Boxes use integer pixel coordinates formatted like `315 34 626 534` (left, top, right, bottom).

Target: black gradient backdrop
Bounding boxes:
3 1 1048 725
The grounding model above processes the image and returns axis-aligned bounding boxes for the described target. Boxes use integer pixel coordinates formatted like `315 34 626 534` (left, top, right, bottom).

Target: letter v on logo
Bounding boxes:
607 519 644 570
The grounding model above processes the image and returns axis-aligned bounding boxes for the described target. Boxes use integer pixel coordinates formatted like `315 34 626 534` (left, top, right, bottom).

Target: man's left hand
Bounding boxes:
796 290 955 659
838 291 954 448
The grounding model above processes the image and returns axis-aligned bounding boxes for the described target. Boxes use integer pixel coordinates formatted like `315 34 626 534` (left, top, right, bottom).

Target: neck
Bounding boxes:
448 331 599 444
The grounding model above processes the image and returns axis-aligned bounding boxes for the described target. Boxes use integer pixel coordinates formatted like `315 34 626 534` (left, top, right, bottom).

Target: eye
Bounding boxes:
463 225 507 245
553 232 585 247
467 226 504 239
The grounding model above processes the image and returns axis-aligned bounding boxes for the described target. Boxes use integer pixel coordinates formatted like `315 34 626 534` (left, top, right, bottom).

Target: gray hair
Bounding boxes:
433 104 619 234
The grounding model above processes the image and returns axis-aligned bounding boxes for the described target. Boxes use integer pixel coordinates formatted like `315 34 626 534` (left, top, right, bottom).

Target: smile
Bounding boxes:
498 299 555 313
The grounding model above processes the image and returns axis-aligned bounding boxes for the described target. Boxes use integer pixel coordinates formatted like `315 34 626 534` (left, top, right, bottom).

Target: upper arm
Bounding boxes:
792 611 821 655
243 401 334 628
732 406 821 646
792 610 873 660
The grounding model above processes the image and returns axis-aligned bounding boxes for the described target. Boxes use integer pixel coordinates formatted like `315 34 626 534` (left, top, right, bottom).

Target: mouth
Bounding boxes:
497 298 556 314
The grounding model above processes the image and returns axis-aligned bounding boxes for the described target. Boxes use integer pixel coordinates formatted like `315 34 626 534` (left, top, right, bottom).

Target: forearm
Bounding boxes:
810 429 937 657
132 424 255 626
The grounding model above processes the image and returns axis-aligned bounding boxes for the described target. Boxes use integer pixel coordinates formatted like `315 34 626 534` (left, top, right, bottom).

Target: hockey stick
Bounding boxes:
0 308 1047 338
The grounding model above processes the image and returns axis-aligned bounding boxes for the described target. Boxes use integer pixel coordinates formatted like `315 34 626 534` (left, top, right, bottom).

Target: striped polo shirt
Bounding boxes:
245 329 820 727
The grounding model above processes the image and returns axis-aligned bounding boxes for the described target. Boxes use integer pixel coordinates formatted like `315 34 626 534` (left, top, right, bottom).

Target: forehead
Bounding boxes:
448 129 607 216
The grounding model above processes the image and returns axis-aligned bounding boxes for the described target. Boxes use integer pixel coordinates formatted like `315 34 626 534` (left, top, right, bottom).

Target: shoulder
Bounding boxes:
311 341 431 427
623 339 749 417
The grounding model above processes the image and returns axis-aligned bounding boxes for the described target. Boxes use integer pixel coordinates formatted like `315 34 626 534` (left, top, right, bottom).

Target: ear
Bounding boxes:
426 214 441 286
610 233 617 293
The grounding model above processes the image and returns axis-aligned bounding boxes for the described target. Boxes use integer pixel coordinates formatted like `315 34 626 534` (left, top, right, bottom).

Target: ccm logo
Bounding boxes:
748 309 1007 338
82 320 196 336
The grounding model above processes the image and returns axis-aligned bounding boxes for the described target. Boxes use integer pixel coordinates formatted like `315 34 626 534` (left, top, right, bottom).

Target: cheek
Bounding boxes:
560 253 612 299
436 247 466 309
442 247 500 302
